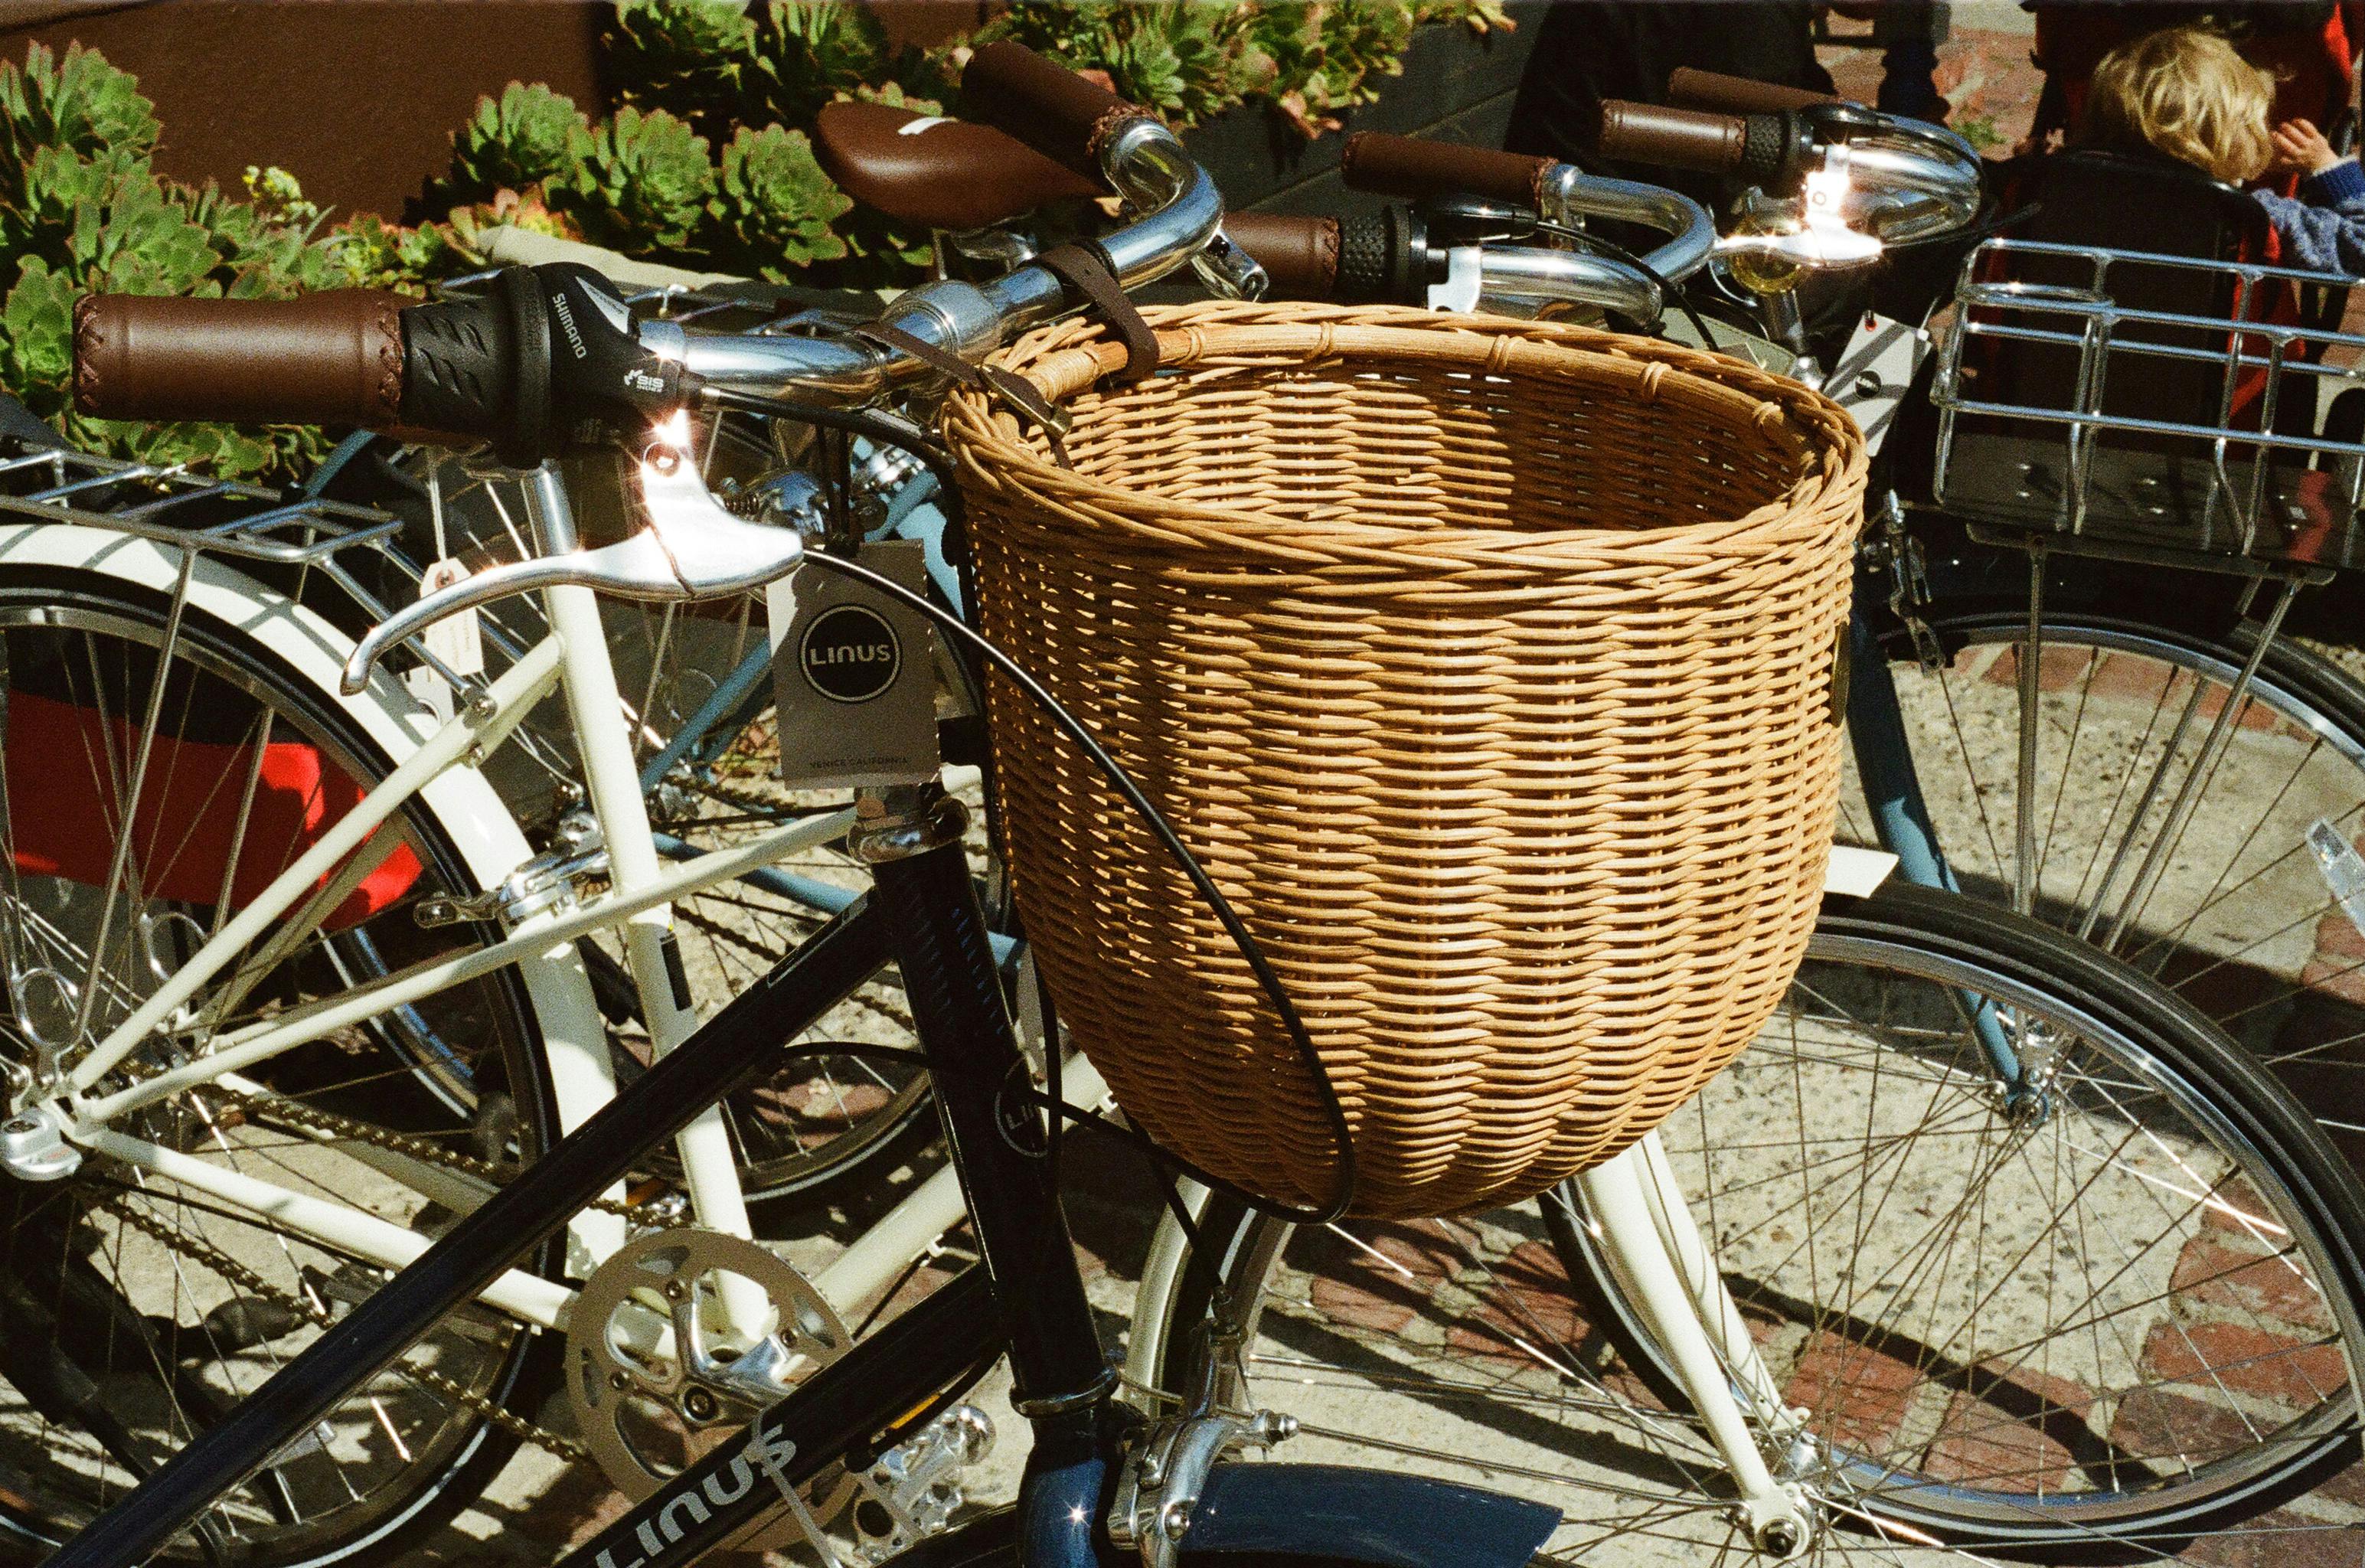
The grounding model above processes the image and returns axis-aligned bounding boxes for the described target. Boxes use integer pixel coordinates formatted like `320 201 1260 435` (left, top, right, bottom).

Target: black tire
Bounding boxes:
1154 884 2365 1564
1865 603 2365 1172
1553 882 2365 1559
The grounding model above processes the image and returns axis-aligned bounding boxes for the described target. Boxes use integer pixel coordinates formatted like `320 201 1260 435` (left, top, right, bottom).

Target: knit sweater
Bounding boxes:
2253 159 2365 273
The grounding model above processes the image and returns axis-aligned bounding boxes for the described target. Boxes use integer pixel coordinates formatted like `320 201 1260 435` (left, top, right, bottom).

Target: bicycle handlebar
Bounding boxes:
959 40 1158 181
1340 132 1554 207
1595 96 1984 247
1334 132 1711 312
1664 67 1838 115
74 43 1236 467
1223 199 1711 323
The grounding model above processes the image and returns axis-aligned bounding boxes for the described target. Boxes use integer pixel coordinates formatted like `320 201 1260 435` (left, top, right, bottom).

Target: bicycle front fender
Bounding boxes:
1177 1462 1559 1566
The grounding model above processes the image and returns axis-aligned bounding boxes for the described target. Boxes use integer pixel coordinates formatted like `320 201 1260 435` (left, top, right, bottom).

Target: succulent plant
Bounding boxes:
609 0 759 134
974 3 1252 126
328 210 482 292
0 41 158 168
716 122 850 277
749 2 896 126
0 6 1489 478
559 104 717 251
1251 2 1416 135
0 44 403 475
441 83 596 204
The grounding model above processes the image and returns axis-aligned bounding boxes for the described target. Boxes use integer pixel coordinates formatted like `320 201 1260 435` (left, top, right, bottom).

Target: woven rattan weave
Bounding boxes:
943 301 1867 1218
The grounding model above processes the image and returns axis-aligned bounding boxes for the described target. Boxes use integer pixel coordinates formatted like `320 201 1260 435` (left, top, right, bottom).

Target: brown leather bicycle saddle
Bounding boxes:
813 102 1102 233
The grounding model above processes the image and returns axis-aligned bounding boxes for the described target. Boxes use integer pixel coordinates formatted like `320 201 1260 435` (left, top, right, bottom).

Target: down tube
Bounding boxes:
1846 606 2026 1085
44 901 893 1568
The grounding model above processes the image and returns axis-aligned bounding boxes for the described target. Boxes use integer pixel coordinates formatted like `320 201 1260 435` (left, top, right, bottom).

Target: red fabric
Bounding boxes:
6 690 422 929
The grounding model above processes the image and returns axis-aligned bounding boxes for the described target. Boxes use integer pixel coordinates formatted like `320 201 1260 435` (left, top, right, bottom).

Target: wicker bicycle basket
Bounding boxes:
942 301 1867 1219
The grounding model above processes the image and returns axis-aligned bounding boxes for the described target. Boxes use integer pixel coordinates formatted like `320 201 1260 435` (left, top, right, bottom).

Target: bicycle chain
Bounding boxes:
90 1076 652 1465
207 1082 648 1221
97 1191 593 1465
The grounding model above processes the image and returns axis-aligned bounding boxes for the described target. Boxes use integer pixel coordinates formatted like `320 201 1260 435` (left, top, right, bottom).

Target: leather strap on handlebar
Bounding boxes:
854 247 1151 470
854 319 1076 469
1034 243 1158 384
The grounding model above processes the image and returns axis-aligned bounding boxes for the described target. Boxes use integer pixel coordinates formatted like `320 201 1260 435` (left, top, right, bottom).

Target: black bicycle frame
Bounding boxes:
50 797 1558 1568
45 803 1103 1563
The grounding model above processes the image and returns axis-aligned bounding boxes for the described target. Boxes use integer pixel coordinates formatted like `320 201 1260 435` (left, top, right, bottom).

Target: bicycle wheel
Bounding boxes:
1141 884 2365 1563
1857 606 2365 1167
369 446 944 1205
0 556 563 1564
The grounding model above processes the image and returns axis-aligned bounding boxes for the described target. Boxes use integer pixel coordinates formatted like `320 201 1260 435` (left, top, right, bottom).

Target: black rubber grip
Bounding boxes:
1739 113 1795 185
397 268 552 466
960 41 1156 181
1336 213 1394 304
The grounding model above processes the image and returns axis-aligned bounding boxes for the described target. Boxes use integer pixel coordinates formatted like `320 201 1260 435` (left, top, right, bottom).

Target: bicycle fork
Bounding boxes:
1576 1135 1819 1559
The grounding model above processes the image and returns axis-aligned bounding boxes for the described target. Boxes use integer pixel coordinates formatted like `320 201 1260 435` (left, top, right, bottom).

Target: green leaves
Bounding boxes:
611 0 758 101
747 2 894 124
2 258 75 398
508 0 1475 291
717 123 849 277
0 5 1473 479
1105 6 1254 122
563 105 717 250
0 42 155 168
974 3 1249 124
444 83 595 204
972 2 1445 134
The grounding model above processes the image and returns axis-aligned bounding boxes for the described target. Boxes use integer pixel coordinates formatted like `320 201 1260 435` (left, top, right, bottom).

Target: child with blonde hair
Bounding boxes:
2077 24 2365 273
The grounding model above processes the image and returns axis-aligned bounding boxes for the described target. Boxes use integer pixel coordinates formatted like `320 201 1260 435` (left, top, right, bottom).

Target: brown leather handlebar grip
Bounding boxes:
1223 213 1342 299
1595 101 1751 175
73 291 407 428
1340 131 1553 207
1666 67 1840 114
960 41 1158 181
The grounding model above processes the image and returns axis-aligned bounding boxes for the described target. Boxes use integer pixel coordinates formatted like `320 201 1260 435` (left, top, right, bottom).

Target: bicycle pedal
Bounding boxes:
848 1403 995 1563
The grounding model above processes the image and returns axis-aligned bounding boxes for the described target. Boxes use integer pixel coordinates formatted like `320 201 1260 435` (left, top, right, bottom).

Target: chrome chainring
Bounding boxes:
566 1227 854 1543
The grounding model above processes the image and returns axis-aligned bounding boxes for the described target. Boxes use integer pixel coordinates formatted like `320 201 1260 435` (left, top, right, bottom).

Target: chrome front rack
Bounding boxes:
1932 238 2365 573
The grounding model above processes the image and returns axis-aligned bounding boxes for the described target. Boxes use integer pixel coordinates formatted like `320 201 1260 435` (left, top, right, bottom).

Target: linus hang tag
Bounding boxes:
767 540 941 789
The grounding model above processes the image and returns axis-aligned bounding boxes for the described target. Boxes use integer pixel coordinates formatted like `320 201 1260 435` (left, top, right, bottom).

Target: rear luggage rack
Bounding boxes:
1933 238 2365 574
0 446 401 566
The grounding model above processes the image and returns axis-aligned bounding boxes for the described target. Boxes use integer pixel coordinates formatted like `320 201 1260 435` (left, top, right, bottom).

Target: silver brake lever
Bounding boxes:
340 433 805 695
